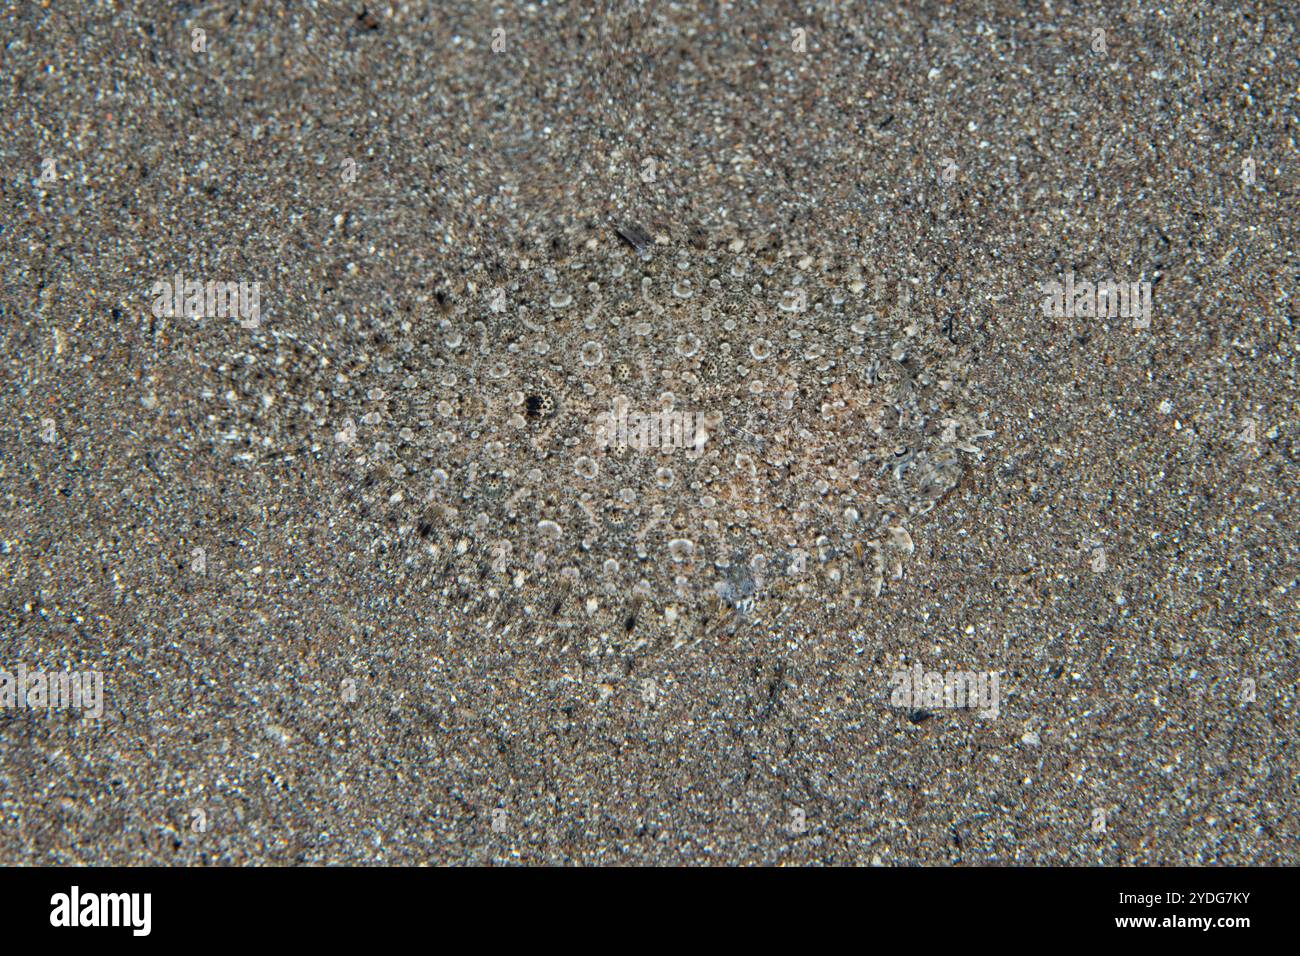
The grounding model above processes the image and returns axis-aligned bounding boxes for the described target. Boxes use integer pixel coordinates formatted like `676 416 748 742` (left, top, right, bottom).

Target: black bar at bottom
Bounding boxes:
0 865 1280 944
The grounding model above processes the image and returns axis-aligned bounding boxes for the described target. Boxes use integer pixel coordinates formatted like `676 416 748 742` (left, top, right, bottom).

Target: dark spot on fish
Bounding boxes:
524 393 553 420
613 221 653 256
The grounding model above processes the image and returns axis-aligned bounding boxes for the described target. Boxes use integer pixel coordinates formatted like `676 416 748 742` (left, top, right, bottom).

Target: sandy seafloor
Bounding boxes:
0 1 1296 864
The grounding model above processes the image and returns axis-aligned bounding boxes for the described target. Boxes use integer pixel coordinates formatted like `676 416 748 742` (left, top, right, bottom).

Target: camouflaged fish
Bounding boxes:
322 224 991 637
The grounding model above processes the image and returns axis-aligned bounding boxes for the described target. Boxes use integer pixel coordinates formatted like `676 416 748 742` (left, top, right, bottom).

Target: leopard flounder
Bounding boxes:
326 224 991 636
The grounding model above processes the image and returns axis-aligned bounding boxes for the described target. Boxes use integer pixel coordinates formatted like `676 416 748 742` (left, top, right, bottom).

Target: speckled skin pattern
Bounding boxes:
1 1 1295 863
